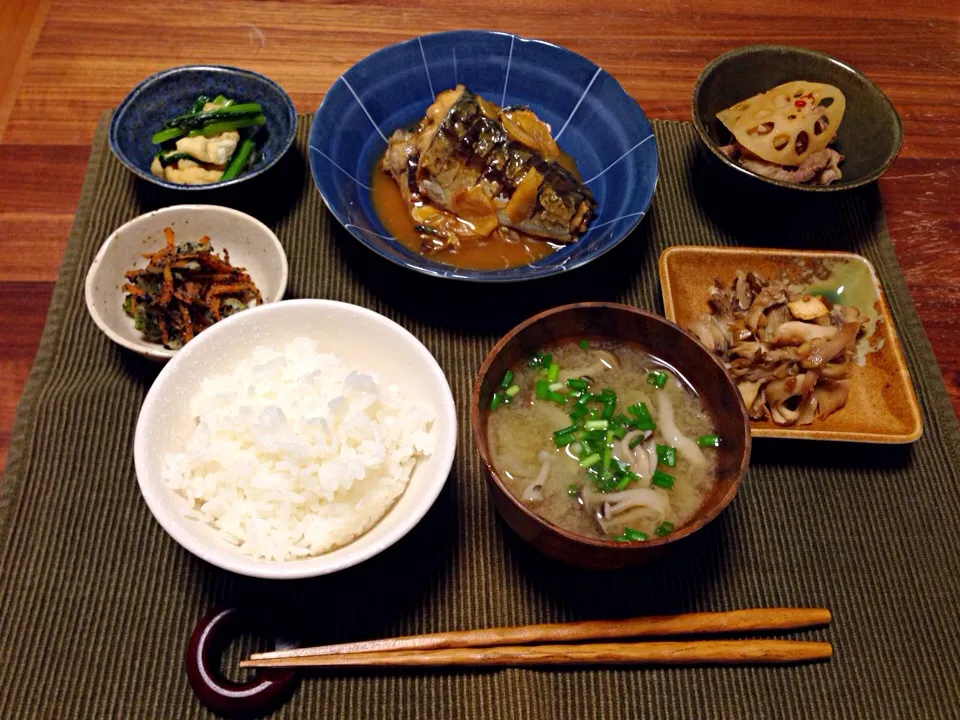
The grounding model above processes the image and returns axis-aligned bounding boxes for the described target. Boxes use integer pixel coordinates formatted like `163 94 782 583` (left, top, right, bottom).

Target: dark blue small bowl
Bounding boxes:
309 31 659 282
109 65 297 191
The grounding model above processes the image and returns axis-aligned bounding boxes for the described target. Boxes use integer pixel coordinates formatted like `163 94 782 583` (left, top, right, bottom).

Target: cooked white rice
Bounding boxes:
161 337 435 561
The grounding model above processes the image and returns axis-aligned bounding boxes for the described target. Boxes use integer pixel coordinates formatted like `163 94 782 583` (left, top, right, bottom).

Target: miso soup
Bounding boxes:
486 338 720 542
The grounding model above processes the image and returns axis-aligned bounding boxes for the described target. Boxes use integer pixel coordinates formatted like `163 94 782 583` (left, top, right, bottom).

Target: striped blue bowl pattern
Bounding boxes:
309 31 659 282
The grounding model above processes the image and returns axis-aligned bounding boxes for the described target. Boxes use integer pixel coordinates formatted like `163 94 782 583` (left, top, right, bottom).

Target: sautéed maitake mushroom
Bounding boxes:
689 271 864 426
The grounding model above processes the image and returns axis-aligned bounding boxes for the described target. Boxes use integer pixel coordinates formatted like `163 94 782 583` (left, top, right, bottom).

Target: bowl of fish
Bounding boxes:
109 65 297 190
84 205 288 361
692 45 902 191
134 299 458 579
309 30 659 281
471 303 750 569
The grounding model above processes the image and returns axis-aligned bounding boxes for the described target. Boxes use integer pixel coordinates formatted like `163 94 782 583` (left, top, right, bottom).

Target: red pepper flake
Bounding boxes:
795 100 807 108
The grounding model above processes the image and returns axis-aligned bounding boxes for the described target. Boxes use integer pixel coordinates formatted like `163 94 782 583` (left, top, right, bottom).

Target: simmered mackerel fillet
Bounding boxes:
381 86 596 249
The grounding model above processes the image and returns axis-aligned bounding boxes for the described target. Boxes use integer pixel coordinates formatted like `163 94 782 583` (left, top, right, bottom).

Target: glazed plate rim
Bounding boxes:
658 245 923 443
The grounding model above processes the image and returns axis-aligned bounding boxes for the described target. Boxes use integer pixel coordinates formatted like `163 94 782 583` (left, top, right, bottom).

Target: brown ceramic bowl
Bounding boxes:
471 303 751 570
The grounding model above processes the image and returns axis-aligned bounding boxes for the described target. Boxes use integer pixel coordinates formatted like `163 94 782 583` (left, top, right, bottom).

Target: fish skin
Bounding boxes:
389 87 595 243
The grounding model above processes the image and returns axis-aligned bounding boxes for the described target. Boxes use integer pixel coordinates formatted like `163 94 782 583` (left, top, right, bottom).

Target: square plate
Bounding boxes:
659 246 922 443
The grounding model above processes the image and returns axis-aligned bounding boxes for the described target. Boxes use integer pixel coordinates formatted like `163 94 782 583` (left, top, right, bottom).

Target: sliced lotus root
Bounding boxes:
716 81 845 165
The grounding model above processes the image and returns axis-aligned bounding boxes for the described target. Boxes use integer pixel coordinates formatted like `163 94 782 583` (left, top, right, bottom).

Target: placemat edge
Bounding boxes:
0 113 112 548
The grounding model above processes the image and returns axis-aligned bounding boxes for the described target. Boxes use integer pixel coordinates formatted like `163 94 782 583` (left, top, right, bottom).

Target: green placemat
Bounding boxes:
2 115 958 719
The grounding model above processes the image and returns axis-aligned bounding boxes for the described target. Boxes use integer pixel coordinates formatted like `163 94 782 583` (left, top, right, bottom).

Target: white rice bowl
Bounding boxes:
134 299 457 579
161 338 435 561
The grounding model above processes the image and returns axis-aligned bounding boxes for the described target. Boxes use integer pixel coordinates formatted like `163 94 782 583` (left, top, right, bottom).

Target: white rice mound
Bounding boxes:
161 337 436 561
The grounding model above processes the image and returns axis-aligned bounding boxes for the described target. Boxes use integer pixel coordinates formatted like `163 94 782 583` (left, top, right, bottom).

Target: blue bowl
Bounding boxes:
109 65 297 191
309 31 659 282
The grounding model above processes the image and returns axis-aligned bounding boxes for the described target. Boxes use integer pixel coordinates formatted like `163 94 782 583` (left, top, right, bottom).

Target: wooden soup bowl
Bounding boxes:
471 303 751 569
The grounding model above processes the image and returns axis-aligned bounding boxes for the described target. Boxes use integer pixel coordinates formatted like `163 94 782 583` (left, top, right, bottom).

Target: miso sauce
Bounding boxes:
370 150 583 271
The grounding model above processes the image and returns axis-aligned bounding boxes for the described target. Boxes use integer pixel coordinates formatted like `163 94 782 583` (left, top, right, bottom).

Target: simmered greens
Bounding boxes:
149 94 265 185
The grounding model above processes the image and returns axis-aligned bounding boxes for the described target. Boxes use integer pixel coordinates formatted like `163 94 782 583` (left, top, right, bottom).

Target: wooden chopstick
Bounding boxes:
242 608 831 667
240 639 832 668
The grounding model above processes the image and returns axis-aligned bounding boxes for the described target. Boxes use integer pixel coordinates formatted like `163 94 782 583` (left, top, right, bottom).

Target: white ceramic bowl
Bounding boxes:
133 299 458 579
84 205 288 361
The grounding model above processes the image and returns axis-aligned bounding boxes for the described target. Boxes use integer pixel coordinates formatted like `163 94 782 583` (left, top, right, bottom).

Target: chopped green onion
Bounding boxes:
629 433 647 449
698 434 720 447
554 431 576 448
652 470 674 489
615 527 648 542
612 474 632 490
490 392 502 411
579 339 589 349
612 425 626 440
505 384 520 398
548 382 563 392
566 483 579 497
530 353 553 371
627 402 656 431
656 444 677 467
547 362 560 382
548 391 566 404
566 377 589 391
654 521 675 537
535 379 550 400
554 425 578 439
647 370 668 389
500 369 514 389
613 413 634 428
601 402 615 421
585 419 609 431
580 453 602 468
569 405 588 422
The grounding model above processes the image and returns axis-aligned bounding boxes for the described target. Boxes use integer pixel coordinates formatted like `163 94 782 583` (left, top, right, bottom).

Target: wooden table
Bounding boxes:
1 1 958 474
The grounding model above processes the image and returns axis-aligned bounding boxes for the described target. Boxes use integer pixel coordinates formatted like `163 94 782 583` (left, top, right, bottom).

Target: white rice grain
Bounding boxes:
162 337 435 561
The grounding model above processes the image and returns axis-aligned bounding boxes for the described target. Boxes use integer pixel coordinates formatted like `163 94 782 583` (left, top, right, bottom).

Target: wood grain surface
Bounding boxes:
1 0 958 474
248 608 833 662
239 639 835 668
